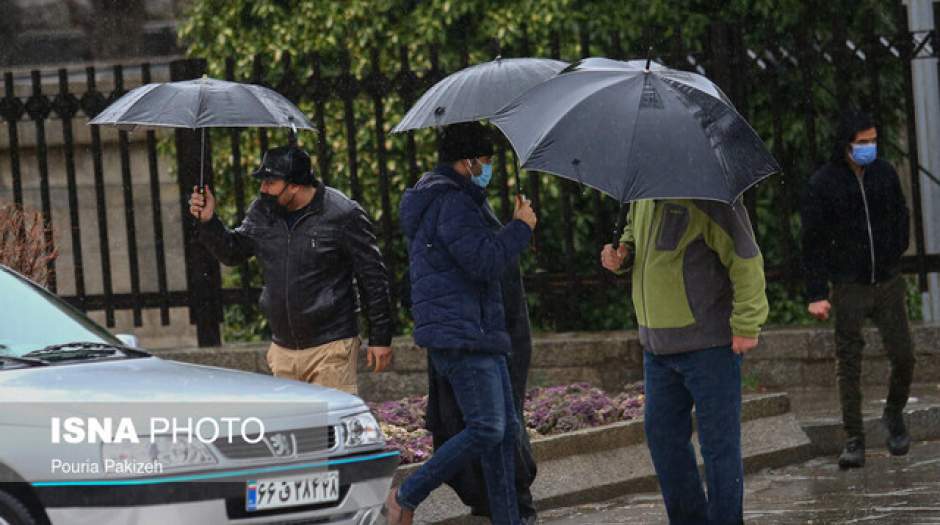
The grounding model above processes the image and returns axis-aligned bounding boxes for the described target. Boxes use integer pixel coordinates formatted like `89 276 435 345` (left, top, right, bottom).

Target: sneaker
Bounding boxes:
383 488 414 525
882 410 911 456
838 437 865 469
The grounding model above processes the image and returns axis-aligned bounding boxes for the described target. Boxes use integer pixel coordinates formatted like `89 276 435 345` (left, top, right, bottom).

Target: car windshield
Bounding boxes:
0 267 120 358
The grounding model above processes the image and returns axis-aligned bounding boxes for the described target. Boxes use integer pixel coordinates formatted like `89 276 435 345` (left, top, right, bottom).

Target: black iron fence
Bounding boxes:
1 16 938 347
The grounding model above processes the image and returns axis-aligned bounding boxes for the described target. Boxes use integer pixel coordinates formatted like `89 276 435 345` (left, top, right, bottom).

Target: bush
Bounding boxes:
0 204 57 287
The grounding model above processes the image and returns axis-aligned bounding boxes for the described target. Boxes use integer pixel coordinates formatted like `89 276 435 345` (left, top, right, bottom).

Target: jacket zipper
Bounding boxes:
282 211 315 349
640 203 657 327
854 171 877 284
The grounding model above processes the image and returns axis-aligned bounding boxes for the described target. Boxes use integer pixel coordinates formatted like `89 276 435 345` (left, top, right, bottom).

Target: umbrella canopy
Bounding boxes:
490 57 780 204
89 76 314 189
392 57 568 133
89 76 314 132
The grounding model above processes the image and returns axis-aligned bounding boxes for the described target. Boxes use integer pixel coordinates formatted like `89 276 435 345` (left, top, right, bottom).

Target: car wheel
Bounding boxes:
0 491 36 525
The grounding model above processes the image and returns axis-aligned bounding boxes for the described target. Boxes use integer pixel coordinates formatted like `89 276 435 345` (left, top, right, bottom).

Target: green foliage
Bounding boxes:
906 275 924 322
179 0 912 341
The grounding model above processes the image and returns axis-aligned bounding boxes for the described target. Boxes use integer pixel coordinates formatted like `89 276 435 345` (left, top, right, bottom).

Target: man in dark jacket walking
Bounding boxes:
189 145 394 394
423 152 539 523
384 122 537 525
801 111 915 468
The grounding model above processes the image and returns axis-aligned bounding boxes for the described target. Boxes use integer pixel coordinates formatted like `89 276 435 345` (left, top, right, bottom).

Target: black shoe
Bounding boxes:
521 514 538 525
838 437 865 469
882 410 911 456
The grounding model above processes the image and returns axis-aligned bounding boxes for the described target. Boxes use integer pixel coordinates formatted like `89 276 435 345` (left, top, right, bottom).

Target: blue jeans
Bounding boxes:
643 346 743 525
398 349 520 525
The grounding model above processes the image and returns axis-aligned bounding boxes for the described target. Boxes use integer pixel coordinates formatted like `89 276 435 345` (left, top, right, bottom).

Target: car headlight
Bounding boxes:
101 436 217 470
342 412 383 448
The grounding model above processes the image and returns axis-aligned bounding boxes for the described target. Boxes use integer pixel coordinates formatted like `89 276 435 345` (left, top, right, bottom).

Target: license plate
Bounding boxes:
246 471 340 512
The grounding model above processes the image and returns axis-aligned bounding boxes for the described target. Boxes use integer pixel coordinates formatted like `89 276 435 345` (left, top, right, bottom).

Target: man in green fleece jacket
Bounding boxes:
602 198 768 525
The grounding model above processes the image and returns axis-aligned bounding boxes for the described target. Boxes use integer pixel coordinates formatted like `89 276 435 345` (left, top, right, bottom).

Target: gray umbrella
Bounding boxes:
89 76 314 188
490 57 780 206
392 57 568 133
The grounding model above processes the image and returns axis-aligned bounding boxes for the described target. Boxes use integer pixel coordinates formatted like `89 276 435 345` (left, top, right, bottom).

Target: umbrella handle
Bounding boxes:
509 149 525 199
612 202 629 246
199 128 206 192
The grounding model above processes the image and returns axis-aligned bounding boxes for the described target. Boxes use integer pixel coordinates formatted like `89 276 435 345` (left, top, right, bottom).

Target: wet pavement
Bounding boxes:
541 439 940 524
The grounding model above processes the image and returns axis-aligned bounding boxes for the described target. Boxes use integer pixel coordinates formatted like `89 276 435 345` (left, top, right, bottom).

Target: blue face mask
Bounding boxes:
850 143 877 166
472 162 494 188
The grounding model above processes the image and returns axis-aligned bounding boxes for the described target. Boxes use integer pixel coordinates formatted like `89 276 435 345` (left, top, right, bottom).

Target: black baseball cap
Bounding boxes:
252 145 314 185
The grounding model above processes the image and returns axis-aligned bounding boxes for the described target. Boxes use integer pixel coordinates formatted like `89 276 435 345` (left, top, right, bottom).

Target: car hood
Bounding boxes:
0 356 365 418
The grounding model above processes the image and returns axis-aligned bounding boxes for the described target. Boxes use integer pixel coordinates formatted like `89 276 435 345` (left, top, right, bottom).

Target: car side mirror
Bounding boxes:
115 334 139 348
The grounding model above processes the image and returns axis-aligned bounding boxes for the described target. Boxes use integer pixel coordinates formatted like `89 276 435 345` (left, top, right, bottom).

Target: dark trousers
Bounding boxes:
426 344 537 519
644 346 744 525
832 275 916 440
399 349 520 525
506 338 538 518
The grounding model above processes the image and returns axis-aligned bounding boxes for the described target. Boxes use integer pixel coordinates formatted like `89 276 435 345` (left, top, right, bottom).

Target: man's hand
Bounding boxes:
366 346 393 372
513 195 537 231
189 186 216 223
732 336 758 355
601 243 629 272
808 300 831 321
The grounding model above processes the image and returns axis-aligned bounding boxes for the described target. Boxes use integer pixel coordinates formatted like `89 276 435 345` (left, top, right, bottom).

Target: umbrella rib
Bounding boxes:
652 76 736 198
518 72 631 163
239 84 280 125
241 85 300 127
90 83 163 125
394 58 569 133
198 80 210 127
618 75 652 203
656 75 778 202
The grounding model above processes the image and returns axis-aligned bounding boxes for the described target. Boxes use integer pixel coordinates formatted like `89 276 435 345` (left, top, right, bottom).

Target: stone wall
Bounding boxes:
149 323 940 402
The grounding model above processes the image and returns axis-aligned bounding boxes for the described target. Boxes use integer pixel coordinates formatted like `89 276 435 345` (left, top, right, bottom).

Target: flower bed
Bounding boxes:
369 382 645 465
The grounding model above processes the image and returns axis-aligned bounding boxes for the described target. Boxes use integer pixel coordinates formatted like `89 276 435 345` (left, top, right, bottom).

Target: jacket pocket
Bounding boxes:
656 203 689 251
303 227 341 265
422 241 451 272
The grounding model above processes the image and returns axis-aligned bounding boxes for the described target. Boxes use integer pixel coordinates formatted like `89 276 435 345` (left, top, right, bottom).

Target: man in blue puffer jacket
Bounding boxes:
384 122 537 525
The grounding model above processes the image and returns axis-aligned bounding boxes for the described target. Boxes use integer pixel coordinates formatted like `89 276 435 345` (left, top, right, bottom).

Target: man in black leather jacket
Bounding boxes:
189 145 393 394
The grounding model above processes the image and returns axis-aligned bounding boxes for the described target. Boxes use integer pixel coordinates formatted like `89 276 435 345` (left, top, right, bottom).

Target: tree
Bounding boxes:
178 0 913 338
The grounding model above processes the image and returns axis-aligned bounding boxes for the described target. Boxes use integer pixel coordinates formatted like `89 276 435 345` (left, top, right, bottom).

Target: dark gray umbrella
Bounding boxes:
89 76 314 188
89 76 314 131
490 57 780 205
392 57 568 133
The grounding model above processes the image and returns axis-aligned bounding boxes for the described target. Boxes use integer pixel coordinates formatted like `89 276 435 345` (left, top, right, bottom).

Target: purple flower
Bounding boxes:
372 382 647 460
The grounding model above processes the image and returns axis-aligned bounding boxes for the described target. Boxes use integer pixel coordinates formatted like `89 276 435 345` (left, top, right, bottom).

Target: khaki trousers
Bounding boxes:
266 337 360 395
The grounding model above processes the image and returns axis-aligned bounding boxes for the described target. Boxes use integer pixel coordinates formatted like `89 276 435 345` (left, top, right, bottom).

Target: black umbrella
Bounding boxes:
490 57 780 237
392 57 568 132
89 76 314 189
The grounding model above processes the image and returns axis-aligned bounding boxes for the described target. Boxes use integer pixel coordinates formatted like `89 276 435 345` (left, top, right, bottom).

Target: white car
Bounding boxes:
0 264 397 524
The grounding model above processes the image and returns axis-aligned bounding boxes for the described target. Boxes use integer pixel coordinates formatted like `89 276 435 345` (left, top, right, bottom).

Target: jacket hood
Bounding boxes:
400 168 464 238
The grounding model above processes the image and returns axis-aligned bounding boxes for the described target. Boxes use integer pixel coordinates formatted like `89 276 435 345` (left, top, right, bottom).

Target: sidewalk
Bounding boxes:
541 383 940 524
541 439 940 524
